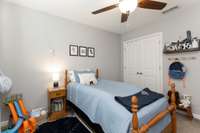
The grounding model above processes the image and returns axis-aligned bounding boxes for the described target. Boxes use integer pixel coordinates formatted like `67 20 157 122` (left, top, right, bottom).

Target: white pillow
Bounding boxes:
68 70 76 82
78 73 97 85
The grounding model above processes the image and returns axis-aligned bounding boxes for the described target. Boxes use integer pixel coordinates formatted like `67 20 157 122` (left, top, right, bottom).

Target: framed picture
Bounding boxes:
88 47 95 57
69 45 78 56
79 46 87 57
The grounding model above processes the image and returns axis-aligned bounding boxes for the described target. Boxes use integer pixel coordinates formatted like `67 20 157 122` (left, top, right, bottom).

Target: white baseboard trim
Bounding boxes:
193 113 200 120
177 110 200 120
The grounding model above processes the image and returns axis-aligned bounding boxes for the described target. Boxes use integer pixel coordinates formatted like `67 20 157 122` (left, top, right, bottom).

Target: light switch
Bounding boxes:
49 49 55 56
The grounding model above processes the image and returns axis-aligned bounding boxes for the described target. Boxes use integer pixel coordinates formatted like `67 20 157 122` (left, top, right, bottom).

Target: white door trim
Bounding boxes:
123 32 164 92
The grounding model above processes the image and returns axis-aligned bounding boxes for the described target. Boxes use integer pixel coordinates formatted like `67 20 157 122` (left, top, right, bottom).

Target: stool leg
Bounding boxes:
187 107 193 120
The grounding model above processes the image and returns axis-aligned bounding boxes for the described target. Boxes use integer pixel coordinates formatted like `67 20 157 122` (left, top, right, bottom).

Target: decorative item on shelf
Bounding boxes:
179 94 192 108
52 72 60 88
69 44 96 58
163 30 200 54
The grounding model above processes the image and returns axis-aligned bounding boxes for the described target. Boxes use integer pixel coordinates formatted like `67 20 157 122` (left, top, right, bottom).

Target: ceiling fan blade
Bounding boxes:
138 0 167 10
121 13 129 23
92 4 118 14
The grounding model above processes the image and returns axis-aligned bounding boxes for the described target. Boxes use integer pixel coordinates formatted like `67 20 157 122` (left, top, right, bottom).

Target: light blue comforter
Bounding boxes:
67 80 171 133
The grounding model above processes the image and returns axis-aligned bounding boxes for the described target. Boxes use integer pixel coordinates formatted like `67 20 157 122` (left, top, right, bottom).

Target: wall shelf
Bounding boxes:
163 48 200 54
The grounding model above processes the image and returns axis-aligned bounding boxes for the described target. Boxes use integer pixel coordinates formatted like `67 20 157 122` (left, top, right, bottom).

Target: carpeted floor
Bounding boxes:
36 114 200 133
177 113 200 133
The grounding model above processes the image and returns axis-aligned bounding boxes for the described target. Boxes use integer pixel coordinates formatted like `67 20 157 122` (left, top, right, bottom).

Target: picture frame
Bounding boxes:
79 46 87 57
69 45 78 56
88 47 95 57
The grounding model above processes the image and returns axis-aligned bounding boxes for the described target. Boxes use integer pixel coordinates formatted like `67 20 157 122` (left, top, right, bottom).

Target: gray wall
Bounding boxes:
122 4 200 116
0 1 121 120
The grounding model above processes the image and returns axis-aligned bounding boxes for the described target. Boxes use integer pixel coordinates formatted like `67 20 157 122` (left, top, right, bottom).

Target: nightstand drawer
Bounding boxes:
49 90 66 99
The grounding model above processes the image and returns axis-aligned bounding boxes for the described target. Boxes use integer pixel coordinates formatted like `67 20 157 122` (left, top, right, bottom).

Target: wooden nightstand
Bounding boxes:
48 86 68 121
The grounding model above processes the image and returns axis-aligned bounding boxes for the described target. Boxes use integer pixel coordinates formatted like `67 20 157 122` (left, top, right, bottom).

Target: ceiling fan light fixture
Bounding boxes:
119 0 138 14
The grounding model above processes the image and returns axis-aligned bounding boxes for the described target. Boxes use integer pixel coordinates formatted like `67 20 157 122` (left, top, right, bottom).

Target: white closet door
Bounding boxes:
123 33 163 93
139 36 161 92
123 41 140 85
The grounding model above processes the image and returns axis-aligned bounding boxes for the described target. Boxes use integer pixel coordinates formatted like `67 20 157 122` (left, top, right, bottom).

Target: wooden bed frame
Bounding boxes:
64 68 176 133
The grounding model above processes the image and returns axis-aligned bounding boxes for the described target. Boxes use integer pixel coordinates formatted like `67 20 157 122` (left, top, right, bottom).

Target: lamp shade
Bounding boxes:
52 72 60 81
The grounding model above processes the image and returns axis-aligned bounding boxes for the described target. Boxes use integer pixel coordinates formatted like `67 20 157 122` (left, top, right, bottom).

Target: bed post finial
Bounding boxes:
170 82 176 108
64 70 68 88
96 68 99 79
170 83 177 133
131 96 139 133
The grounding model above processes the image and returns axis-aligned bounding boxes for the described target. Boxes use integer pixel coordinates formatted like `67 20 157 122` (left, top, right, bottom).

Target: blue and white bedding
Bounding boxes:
67 79 171 133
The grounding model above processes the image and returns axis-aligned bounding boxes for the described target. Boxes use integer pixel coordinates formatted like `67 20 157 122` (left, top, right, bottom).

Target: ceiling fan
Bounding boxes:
92 0 167 23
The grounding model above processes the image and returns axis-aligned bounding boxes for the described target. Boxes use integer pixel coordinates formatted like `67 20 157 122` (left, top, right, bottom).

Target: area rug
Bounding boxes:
36 117 90 133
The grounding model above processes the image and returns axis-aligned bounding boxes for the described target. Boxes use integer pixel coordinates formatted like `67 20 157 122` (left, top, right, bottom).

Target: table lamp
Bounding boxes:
52 72 60 88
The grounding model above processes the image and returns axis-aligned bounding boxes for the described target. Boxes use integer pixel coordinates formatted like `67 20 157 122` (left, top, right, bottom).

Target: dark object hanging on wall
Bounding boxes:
69 45 78 56
79 46 87 57
169 62 186 80
88 47 95 57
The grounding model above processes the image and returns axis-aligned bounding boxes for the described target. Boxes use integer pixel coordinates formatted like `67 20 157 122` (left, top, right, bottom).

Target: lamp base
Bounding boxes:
53 82 59 88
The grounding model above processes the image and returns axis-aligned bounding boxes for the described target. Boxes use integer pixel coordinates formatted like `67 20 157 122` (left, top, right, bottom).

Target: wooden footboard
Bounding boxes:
131 83 176 133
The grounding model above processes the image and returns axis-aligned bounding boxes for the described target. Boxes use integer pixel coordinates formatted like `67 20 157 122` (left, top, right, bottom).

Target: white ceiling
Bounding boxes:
4 0 200 34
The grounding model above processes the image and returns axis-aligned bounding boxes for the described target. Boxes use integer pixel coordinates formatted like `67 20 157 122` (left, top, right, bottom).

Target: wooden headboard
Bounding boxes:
64 68 100 88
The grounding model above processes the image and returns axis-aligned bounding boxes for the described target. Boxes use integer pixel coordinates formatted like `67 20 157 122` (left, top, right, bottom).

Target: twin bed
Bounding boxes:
64 69 176 133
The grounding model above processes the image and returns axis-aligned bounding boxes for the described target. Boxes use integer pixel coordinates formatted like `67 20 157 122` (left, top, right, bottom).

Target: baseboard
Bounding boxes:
177 110 200 120
193 113 200 120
